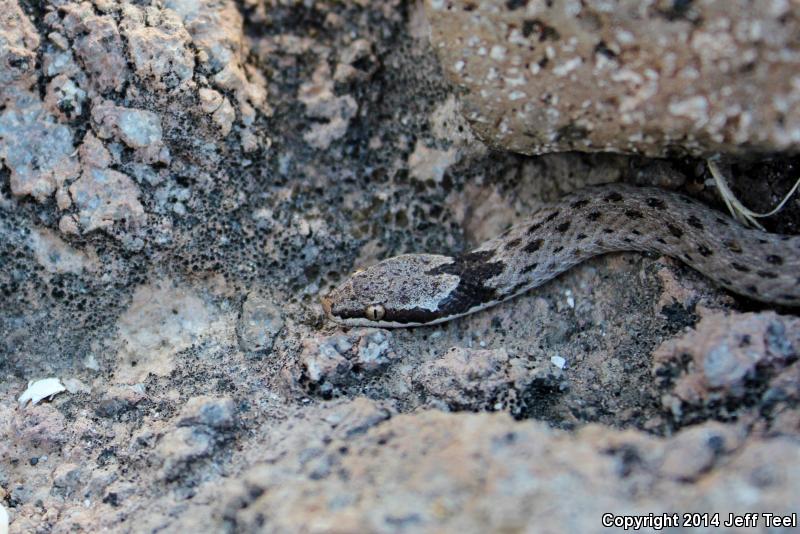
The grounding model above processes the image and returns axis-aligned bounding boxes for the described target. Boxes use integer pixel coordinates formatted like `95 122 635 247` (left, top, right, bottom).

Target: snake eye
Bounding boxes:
365 304 386 321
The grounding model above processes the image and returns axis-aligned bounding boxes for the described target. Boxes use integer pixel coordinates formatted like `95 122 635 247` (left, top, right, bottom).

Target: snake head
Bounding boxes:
321 253 461 328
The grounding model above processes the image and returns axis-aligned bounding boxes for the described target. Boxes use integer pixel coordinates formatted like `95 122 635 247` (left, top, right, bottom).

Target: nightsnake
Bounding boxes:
322 184 800 328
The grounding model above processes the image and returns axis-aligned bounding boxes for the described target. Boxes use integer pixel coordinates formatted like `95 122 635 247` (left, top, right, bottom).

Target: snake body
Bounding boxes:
322 184 800 328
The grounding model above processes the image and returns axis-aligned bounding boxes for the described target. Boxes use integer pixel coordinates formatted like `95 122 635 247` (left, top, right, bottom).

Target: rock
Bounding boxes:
91 101 170 163
298 62 358 149
0 93 80 201
50 464 84 499
114 279 217 383
28 228 98 275
61 378 91 395
165 0 270 146
325 397 392 439
292 329 397 396
94 386 146 419
211 97 235 137
214 408 799 533
236 292 284 353
157 396 237 481
198 87 223 113
119 4 195 92
425 0 800 156
352 330 391 371
61 2 128 93
177 396 237 431
156 427 215 481
1 404 67 455
334 38 377 82
198 88 236 136
44 74 86 120
298 334 354 388
0 0 40 93
408 140 458 183
69 167 146 234
654 310 800 420
658 422 742 482
413 346 559 416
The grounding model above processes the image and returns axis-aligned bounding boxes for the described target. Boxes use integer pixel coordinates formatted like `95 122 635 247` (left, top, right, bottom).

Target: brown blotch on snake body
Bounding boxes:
524 238 544 253
667 224 683 238
506 237 522 249
527 222 543 234
687 215 704 230
698 245 713 257
726 240 743 253
625 209 644 219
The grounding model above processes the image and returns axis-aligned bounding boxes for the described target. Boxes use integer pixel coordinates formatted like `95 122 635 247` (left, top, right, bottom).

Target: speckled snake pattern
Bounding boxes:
322 184 800 328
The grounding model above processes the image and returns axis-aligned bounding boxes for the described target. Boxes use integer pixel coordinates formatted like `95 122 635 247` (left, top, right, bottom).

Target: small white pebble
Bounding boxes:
551 355 566 369
0 502 8 534
18 378 66 408
490 45 506 60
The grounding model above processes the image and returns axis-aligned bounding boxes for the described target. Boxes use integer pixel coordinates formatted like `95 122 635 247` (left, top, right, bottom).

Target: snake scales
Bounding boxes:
322 183 800 328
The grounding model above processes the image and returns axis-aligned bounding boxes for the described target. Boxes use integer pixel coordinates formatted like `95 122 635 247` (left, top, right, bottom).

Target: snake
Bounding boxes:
321 183 800 328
